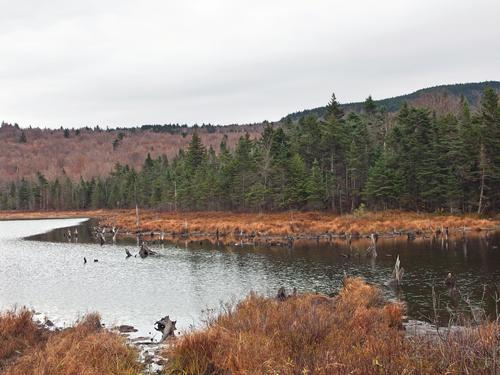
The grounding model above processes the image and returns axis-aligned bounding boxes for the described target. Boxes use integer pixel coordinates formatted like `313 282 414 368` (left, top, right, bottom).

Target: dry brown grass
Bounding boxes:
164 278 500 375
98 210 499 235
1 209 496 237
407 322 500 374
0 309 47 370
0 311 143 375
0 209 110 221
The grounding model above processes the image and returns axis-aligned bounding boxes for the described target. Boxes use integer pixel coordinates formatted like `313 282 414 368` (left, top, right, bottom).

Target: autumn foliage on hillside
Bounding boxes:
0 123 263 181
165 278 500 374
2 86 499 214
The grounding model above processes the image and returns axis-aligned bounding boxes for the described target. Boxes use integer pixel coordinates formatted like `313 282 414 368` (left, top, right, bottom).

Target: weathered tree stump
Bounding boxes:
276 287 287 301
139 243 157 258
154 315 177 342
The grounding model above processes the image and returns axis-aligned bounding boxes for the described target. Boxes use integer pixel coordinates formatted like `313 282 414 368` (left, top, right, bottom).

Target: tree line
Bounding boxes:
1 88 499 214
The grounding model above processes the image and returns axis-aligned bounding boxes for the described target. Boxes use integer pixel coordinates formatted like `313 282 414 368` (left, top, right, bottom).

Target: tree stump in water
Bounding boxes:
139 243 157 258
154 316 177 342
276 287 287 301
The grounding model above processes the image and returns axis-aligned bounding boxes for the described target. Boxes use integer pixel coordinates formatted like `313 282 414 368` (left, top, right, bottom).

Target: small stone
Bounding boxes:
116 324 138 333
131 336 150 342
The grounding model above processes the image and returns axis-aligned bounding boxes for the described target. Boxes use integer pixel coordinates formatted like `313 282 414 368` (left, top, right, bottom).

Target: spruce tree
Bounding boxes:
364 95 377 115
187 132 206 170
326 92 344 121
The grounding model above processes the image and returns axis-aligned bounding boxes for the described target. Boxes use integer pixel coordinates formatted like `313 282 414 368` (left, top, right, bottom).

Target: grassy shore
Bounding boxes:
0 310 143 375
1 280 498 374
0 209 498 244
165 278 499 375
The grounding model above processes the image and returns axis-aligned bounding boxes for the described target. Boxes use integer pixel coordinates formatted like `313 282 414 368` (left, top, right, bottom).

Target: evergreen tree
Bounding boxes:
363 150 402 209
3 89 499 214
364 95 377 115
187 132 206 170
326 92 344 121
477 88 500 212
306 160 325 210
17 178 31 210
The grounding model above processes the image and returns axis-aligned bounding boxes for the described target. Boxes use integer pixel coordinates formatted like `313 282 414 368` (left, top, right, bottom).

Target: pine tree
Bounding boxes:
364 95 377 115
17 178 31 210
363 150 402 209
232 134 257 209
477 88 500 212
306 159 325 210
285 153 308 208
187 132 206 170
326 93 344 121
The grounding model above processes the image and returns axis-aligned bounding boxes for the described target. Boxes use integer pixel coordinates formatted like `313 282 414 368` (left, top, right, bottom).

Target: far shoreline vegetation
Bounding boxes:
0 209 498 247
1 85 500 216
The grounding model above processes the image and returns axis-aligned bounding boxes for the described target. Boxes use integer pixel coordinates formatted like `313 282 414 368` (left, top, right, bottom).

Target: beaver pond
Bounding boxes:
0 218 499 337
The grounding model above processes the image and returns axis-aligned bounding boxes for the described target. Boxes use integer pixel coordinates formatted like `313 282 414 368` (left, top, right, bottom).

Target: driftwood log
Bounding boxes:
154 315 176 342
139 243 157 258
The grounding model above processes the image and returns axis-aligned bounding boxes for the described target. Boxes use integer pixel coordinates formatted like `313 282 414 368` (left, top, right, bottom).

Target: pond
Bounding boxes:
1 218 499 338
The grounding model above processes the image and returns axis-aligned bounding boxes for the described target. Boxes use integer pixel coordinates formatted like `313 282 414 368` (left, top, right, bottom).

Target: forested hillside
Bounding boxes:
2 86 499 214
0 123 263 181
283 81 500 122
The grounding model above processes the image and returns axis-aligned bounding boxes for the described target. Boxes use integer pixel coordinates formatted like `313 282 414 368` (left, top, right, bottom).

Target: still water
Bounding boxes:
0 218 499 337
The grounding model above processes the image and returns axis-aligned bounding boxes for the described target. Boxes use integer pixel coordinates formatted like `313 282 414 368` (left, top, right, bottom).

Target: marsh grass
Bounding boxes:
0 311 143 375
1 209 494 239
164 278 500 375
0 308 47 370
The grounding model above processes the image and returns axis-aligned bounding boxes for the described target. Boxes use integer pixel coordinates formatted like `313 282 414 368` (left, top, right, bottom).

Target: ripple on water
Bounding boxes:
1 218 499 337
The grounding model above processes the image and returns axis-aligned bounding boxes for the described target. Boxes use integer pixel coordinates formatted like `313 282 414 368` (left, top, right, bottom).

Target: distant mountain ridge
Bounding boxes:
282 81 500 122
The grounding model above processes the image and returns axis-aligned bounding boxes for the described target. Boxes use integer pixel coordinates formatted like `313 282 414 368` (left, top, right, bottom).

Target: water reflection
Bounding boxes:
1 219 499 337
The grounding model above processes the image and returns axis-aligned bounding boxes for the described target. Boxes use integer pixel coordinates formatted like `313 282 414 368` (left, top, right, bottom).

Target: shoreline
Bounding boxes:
1 209 498 246
2 283 486 375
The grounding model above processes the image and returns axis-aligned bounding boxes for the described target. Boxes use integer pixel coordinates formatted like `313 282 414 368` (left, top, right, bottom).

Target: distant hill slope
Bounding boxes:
0 123 264 181
1 81 498 182
282 81 500 122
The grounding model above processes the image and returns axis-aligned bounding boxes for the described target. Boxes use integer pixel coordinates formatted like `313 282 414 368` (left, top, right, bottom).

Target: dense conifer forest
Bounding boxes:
1 87 499 214
283 81 500 122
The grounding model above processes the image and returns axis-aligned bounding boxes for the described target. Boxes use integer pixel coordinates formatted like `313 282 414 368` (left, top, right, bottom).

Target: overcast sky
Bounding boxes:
1 0 499 128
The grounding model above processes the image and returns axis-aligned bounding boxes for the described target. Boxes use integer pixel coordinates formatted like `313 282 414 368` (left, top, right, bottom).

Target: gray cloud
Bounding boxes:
0 0 499 127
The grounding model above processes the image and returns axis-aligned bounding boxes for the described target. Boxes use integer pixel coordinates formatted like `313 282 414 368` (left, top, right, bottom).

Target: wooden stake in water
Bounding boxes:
136 204 140 246
136 204 140 229
392 255 404 287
